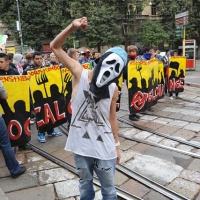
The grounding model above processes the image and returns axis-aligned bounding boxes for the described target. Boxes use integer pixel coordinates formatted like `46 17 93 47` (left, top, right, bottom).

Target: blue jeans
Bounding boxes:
0 117 21 175
74 154 117 200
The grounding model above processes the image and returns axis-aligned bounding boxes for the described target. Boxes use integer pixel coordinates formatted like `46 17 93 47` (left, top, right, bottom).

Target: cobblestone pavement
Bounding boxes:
1 64 200 200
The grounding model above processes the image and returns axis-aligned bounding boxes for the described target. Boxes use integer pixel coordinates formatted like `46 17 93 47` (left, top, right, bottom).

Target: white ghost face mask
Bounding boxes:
96 53 124 88
90 47 127 99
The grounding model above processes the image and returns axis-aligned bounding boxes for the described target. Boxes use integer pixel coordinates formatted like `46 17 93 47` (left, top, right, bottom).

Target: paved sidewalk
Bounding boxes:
1 60 200 200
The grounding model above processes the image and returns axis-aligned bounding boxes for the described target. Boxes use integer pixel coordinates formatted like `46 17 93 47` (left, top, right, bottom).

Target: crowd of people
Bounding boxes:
123 45 180 121
0 16 181 199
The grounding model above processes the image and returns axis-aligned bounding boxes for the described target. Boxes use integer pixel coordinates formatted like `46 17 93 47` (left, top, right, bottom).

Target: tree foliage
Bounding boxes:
134 20 169 47
0 0 52 50
154 0 200 43
0 0 147 51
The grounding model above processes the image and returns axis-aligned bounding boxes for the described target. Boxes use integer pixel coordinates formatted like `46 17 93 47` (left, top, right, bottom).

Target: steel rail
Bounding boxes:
60 123 200 159
140 112 200 124
29 143 141 200
59 125 193 199
117 165 190 200
118 117 200 149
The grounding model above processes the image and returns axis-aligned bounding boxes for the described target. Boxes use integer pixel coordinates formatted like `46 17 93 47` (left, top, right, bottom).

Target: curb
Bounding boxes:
185 82 200 88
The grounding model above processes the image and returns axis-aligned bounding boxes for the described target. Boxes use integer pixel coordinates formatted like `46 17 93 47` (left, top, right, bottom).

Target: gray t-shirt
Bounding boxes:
0 81 7 117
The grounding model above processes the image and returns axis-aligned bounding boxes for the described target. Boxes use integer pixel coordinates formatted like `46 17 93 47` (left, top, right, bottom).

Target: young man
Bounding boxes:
124 45 140 121
0 81 26 178
50 17 124 199
23 51 62 143
67 48 80 61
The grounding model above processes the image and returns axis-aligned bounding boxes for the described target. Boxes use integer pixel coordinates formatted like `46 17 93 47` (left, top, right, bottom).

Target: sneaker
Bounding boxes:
11 166 26 178
170 96 173 100
30 119 35 125
129 114 139 121
135 114 140 119
38 133 46 143
18 143 32 150
48 129 62 137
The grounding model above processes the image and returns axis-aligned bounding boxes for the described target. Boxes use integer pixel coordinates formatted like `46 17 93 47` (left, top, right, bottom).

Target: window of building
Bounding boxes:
151 5 156 15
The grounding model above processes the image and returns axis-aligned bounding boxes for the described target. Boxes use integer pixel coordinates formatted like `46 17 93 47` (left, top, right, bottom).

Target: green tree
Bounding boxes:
154 0 200 45
134 20 169 47
0 0 147 51
0 0 54 51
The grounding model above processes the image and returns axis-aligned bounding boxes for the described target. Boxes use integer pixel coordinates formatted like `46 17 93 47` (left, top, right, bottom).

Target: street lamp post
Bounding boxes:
16 0 23 54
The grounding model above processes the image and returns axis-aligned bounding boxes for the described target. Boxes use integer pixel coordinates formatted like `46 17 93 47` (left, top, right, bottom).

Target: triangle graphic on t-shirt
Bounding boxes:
82 131 90 139
96 135 104 142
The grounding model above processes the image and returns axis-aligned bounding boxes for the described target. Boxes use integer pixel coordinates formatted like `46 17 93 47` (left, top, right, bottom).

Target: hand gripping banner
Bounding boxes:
0 76 31 146
116 75 123 112
28 66 67 133
168 56 186 93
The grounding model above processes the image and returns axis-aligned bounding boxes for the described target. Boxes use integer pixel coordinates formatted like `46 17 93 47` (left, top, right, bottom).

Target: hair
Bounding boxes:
32 51 42 59
166 49 170 53
67 48 78 58
0 53 9 61
7 53 14 60
144 48 150 53
92 52 97 57
156 50 160 54
50 52 55 58
25 53 33 59
127 45 138 53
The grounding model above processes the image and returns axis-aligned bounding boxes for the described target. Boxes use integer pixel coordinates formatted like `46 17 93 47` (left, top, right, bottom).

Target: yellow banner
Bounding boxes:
0 76 30 146
168 56 186 93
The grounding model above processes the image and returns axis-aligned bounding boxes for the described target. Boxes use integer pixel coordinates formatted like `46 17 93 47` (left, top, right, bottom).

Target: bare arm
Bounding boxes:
109 86 121 164
50 17 88 81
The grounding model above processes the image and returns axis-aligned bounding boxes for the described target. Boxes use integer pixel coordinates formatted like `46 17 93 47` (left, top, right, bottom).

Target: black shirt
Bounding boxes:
0 66 19 76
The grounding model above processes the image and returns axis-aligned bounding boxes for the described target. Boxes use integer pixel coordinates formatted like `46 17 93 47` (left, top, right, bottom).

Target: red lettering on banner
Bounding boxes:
8 120 22 140
169 78 176 92
34 107 45 127
176 78 184 89
24 118 31 136
130 91 148 110
169 78 184 92
148 89 153 102
154 87 159 98
54 101 65 120
44 103 56 124
67 102 72 114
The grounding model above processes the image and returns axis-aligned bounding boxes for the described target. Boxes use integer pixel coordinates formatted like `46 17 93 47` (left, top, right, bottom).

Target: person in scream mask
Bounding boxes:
123 45 140 121
50 17 126 200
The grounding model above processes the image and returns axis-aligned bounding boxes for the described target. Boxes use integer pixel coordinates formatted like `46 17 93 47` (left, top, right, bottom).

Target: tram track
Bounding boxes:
139 112 200 124
58 125 190 200
119 108 200 124
29 143 141 200
118 117 200 149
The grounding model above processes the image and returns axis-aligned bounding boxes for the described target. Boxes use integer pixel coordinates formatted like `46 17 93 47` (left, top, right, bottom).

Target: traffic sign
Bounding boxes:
175 26 183 38
175 11 189 27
